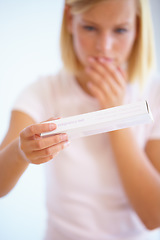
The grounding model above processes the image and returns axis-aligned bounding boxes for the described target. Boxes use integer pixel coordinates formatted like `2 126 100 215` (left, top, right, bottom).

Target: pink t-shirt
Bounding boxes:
13 69 160 240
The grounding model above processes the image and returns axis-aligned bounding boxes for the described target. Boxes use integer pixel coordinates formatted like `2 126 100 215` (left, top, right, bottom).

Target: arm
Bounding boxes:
0 111 34 197
0 138 29 197
109 129 160 230
0 111 69 197
85 57 160 229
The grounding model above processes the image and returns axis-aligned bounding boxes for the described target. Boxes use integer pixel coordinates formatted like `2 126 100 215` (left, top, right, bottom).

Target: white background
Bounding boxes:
0 1 160 240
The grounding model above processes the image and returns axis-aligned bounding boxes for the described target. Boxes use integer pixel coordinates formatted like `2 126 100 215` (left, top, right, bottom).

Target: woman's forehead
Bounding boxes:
74 0 137 26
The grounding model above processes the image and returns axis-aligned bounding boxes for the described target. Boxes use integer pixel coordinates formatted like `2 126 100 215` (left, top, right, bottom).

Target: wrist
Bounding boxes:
108 128 133 143
17 138 30 164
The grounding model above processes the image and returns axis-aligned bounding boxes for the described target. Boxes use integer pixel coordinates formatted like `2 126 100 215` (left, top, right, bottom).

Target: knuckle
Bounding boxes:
109 65 114 72
101 81 106 88
60 143 65 151
25 153 30 159
45 148 51 156
20 143 25 152
44 155 53 163
54 144 62 153
19 138 23 148
36 139 43 149
53 152 58 158
19 140 26 153
54 135 61 143
19 130 24 139
29 125 35 135
49 155 54 160
43 155 53 163
34 161 41 165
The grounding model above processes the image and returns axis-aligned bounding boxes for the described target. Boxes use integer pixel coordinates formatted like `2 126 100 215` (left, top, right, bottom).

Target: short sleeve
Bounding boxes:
146 75 160 140
148 108 160 140
12 75 57 123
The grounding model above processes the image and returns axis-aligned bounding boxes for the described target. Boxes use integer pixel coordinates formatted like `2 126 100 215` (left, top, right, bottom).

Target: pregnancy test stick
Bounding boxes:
40 100 153 139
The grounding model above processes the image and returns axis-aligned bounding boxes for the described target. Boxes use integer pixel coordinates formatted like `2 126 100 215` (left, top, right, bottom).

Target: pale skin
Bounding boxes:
0 0 160 231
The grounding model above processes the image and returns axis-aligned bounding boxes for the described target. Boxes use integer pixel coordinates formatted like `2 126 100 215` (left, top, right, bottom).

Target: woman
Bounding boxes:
0 0 160 239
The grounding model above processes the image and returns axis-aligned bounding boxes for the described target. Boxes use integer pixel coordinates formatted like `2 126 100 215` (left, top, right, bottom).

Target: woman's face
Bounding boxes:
67 0 138 68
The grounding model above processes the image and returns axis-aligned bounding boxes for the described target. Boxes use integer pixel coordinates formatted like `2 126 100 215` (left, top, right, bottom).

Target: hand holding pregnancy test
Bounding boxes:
41 101 153 140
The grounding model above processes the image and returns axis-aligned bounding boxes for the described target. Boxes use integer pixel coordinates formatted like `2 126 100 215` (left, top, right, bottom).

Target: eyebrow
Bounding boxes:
81 18 100 26
81 18 132 27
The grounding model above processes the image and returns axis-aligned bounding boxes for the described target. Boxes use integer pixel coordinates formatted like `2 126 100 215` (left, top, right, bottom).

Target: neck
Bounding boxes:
75 71 93 96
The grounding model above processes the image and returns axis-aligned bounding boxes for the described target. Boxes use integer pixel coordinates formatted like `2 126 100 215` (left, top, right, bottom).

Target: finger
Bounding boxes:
41 117 61 123
29 155 54 165
101 70 123 96
86 59 118 95
87 57 107 78
20 122 56 139
88 57 126 89
86 67 115 97
96 61 126 95
102 61 126 89
26 133 68 151
86 66 103 86
31 140 70 159
87 80 119 109
87 82 108 106
27 140 70 164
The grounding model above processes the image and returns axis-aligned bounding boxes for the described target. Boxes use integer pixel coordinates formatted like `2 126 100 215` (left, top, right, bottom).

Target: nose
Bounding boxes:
96 32 113 53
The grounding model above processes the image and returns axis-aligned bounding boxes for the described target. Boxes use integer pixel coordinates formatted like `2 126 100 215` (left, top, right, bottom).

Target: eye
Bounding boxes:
115 28 128 34
83 25 96 32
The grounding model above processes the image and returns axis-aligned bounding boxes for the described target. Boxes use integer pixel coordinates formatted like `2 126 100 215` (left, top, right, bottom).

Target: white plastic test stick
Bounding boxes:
41 100 153 139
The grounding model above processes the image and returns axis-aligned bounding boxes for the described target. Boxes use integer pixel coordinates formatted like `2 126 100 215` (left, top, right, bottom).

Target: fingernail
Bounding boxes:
60 134 68 141
99 57 106 63
88 57 95 62
64 141 70 148
49 123 56 130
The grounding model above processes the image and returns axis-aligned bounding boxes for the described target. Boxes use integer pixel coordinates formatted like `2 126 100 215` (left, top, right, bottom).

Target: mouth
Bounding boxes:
95 56 114 63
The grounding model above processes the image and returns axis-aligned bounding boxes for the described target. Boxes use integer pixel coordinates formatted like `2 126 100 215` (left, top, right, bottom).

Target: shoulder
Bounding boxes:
33 68 73 93
146 73 160 92
18 69 70 100
12 69 74 122
144 73 160 103
32 70 62 92
144 73 160 126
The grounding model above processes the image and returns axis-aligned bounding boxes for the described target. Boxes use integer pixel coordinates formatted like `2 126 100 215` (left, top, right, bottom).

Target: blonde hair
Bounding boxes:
60 0 156 86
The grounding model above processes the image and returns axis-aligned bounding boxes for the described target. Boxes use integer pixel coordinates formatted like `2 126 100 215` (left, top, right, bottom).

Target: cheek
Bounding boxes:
73 30 93 65
118 33 136 61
